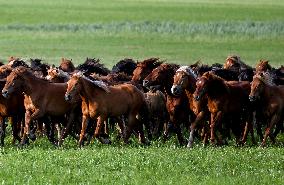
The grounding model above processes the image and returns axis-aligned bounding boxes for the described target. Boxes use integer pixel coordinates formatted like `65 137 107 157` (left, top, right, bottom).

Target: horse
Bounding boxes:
2 66 80 146
59 58 75 73
30 58 50 78
131 58 163 84
249 72 284 147
171 66 210 147
64 73 149 146
46 65 70 83
112 58 137 76
143 63 191 145
194 72 254 145
255 60 284 85
75 58 110 76
0 79 25 146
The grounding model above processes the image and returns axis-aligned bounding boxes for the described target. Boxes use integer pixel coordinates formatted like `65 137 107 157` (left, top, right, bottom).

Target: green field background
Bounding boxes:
0 0 283 67
0 0 284 184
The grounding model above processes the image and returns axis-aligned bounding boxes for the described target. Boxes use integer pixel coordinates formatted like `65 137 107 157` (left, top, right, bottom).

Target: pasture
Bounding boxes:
0 0 284 184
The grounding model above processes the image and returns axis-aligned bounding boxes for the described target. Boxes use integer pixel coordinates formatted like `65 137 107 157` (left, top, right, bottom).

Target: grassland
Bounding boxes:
0 0 284 184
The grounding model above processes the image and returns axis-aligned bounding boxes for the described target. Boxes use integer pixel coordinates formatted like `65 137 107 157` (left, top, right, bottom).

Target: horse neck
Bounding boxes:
185 75 197 94
207 78 229 99
22 73 49 95
80 78 104 101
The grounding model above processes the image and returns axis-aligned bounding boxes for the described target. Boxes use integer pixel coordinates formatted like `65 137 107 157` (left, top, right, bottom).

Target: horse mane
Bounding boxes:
74 72 110 93
76 58 110 76
137 58 163 68
254 72 276 86
176 66 197 79
8 58 29 68
112 58 137 76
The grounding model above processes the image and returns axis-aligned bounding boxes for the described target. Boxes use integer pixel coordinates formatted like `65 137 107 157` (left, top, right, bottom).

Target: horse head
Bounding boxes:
171 66 197 96
2 67 27 98
65 73 82 101
249 72 273 102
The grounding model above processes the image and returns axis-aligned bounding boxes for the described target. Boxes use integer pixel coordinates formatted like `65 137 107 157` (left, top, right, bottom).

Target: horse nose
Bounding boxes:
65 94 71 101
1 90 8 98
194 95 200 101
143 80 149 87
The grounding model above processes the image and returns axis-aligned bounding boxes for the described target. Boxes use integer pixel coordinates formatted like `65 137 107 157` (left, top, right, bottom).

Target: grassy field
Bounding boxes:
0 0 284 184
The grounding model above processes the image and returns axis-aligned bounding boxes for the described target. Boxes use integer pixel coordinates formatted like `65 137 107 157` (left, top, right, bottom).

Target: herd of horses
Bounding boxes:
0 56 283 148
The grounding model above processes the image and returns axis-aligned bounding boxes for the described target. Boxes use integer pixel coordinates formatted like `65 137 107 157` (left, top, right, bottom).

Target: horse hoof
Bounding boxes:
100 138 112 144
28 134 36 141
187 142 193 148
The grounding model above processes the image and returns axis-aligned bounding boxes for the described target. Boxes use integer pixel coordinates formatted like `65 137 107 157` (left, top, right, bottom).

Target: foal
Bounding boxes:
65 73 148 146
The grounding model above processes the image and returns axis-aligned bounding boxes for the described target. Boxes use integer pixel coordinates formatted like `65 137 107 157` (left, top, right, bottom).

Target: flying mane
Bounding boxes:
73 72 110 93
176 66 197 79
253 72 276 86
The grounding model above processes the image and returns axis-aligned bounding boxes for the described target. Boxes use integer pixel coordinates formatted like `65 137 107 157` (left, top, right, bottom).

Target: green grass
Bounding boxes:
0 0 284 184
0 0 284 67
1 136 284 185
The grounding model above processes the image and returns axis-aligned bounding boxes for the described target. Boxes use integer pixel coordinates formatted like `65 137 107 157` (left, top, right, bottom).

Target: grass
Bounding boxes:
0 0 284 184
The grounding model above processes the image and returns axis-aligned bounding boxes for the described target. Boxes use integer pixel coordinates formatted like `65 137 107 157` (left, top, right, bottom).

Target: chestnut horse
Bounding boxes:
59 58 75 73
171 66 210 147
2 67 80 146
143 63 191 145
0 80 25 146
249 72 284 146
131 58 162 84
194 72 254 145
65 73 148 146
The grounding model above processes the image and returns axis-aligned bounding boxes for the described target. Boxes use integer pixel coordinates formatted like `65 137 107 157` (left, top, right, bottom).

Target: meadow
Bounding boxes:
0 0 284 184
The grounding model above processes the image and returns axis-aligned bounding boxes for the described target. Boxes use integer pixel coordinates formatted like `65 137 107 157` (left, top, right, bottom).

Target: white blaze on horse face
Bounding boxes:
197 80 202 85
171 85 177 94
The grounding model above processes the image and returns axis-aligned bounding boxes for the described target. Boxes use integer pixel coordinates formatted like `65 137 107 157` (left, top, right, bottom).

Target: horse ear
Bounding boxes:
51 64 55 68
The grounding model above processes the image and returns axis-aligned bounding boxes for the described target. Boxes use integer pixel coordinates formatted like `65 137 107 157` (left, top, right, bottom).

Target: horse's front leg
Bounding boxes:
210 111 222 145
187 111 206 148
79 115 89 147
261 113 280 147
94 115 111 144
58 111 75 146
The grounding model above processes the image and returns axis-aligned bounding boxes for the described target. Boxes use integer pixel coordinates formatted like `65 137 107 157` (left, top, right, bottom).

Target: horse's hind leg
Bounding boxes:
0 117 5 146
94 116 111 144
124 114 147 145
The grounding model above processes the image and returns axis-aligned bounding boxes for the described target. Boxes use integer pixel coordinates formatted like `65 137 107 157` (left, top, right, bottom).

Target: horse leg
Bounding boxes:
187 111 205 148
94 116 111 144
20 111 32 145
79 115 89 147
124 113 147 144
58 111 75 146
210 111 222 145
261 114 280 147
0 117 5 146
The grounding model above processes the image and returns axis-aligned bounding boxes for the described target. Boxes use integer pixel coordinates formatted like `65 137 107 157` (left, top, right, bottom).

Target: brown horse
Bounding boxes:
255 59 271 74
2 66 80 146
131 58 162 84
249 72 284 147
171 66 210 147
46 66 70 83
223 55 251 71
143 63 191 145
59 58 75 73
0 79 25 146
65 73 148 146
194 72 254 145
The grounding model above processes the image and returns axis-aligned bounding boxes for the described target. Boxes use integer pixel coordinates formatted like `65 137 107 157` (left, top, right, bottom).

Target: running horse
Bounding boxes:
143 63 191 145
2 66 80 146
171 66 210 147
194 72 254 145
249 72 284 147
64 73 149 146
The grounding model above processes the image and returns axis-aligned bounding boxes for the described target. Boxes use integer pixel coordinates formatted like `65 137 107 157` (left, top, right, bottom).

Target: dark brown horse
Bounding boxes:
249 72 284 146
143 63 191 145
2 67 80 146
194 72 254 145
65 73 148 146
